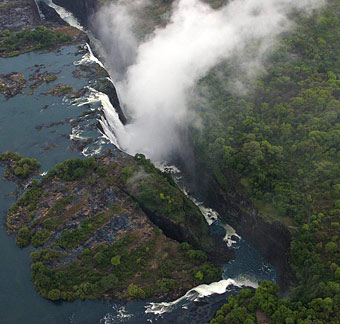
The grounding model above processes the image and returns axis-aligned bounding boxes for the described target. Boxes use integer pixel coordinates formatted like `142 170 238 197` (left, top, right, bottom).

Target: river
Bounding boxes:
0 3 276 323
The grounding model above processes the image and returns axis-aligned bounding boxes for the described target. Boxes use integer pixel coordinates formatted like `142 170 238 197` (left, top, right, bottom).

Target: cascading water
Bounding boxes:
57 3 277 322
0 2 277 323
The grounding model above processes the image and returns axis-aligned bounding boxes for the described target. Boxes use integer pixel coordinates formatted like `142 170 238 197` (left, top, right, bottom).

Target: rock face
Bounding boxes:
38 1 67 26
0 0 41 32
52 0 98 26
182 163 292 292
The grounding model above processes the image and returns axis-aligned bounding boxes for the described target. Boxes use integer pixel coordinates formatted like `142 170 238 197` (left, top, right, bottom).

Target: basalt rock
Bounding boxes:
38 1 67 26
52 0 98 27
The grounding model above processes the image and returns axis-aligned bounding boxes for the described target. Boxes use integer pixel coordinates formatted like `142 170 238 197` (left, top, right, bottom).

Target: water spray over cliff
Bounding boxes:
94 0 323 161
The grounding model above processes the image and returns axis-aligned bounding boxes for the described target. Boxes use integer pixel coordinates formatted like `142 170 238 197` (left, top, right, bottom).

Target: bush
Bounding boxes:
54 157 97 181
111 255 121 266
325 242 338 253
127 284 146 299
100 274 118 291
31 230 51 247
180 242 191 251
48 289 61 301
156 278 176 293
0 26 72 56
187 249 208 263
16 226 32 247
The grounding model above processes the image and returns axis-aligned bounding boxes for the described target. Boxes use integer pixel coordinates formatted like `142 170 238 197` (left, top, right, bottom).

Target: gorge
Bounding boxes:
1 0 340 323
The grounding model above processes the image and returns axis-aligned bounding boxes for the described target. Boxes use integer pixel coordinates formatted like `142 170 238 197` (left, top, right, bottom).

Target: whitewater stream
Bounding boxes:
0 2 276 323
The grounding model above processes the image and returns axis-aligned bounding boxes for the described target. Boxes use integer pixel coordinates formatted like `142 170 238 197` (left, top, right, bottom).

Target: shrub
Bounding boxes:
54 157 97 181
48 289 61 301
187 249 208 263
111 255 121 266
100 274 118 291
16 226 32 247
31 230 51 247
325 242 338 253
127 284 146 299
180 242 191 251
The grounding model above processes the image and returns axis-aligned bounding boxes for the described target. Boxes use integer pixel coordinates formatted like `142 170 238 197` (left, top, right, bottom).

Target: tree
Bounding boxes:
48 289 61 301
16 226 32 247
325 242 338 253
111 255 121 266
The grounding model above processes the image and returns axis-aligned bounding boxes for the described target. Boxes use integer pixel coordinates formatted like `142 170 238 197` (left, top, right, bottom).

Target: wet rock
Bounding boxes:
46 83 74 96
0 73 28 99
38 1 67 26
52 0 98 27
29 71 58 90
0 0 41 32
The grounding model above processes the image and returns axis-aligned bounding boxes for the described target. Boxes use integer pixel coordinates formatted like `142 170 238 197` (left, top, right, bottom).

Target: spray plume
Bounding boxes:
94 0 324 161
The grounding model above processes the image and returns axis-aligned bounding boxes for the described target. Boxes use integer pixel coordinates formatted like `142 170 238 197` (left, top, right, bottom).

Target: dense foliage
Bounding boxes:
0 26 72 57
0 151 40 180
47 157 98 181
31 232 221 301
199 1 340 322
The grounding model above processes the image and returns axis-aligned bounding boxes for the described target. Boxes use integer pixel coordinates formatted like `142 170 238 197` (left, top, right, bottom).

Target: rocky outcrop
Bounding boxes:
132 189 234 266
8 149 225 302
0 0 41 32
38 1 67 25
52 0 98 26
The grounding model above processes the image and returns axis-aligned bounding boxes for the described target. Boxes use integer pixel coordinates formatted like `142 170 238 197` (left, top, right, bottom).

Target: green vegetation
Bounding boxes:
48 157 97 181
31 230 51 247
131 154 214 251
56 212 110 250
200 1 340 322
30 249 68 264
45 75 57 83
6 153 221 301
0 27 72 57
0 151 40 180
16 226 32 248
7 179 42 232
206 280 340 324
31 232 221 301
48 84 74 96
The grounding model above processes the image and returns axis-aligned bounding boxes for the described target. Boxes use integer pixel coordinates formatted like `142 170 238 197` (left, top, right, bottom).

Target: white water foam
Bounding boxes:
75 43 105 68
145 278 258 316
71 85 124 150
102 305 134 323
222 223 241 247
73 44 125 152
44 0 84 31
82 138 107 157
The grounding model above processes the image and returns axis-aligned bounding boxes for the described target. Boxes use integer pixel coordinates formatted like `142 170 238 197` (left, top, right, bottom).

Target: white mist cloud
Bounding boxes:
93 0 148 79
95 0 324 161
